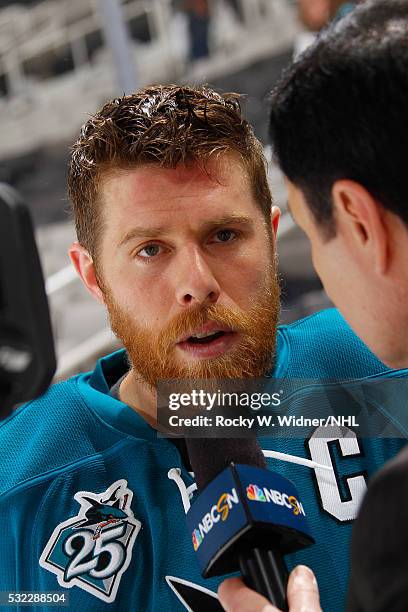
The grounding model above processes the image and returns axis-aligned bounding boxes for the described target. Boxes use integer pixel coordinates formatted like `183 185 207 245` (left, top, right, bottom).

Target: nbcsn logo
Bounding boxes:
246 484 305 517
192 488 239 551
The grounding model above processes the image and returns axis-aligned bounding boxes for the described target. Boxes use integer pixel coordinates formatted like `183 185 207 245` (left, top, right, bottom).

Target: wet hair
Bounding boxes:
68 84 271 261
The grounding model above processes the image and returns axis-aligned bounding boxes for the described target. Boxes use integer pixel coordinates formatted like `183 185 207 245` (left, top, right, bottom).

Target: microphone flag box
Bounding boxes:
186 463 314 577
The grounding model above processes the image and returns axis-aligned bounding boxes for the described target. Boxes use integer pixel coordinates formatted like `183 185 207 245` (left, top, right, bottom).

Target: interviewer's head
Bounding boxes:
269 0 408 368
68 85 281 388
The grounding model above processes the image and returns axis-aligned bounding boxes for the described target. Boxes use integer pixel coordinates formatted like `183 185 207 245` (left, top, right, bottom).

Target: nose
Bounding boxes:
174 246 221 307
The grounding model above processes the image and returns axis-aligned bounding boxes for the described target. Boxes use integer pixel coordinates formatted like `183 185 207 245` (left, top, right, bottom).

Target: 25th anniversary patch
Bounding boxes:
39 479 141 602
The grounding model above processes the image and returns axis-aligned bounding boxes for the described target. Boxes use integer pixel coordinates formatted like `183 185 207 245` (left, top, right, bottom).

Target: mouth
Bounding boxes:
184 330 227 344
176 324 239 359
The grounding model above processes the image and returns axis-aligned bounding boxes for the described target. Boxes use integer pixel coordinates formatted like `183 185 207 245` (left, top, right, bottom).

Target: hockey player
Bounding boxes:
0 84 406 612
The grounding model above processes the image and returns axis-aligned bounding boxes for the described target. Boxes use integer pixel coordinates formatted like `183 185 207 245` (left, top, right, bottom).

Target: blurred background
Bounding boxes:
0 0 357 379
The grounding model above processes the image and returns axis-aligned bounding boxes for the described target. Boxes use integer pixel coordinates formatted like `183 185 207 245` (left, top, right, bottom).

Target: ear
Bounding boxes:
270 205 281 240
69 242 105 304
332 180 390 275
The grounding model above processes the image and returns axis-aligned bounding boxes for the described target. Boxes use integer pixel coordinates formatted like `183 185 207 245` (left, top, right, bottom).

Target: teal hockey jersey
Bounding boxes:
0 309 407 611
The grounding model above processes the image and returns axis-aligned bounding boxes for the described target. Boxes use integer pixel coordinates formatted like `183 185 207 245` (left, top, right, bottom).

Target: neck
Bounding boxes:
119 369 158 428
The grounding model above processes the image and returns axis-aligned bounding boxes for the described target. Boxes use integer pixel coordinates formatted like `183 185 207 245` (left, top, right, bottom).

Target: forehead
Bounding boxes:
98 154 256 229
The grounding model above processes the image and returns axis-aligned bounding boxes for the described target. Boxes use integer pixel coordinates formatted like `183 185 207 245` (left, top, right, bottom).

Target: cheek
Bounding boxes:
311 243 358 316
102 262 168 323
310 244 338 298
229 240 274 297
231 266 266 303
309 242 323 278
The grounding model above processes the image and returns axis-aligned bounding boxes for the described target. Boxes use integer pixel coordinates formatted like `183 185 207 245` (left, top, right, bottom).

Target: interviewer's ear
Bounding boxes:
331 180 389 275
69 242 105 304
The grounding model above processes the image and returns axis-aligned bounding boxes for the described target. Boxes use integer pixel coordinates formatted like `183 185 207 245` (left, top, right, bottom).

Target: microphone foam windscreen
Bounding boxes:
186 437 266 491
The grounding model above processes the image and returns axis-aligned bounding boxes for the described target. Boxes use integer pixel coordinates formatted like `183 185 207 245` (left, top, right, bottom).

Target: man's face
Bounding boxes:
286 180 339 296
95 154 280 388
286 179 390 363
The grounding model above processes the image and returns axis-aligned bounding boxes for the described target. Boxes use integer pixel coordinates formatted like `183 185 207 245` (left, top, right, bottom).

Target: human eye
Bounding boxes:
136 243 164 259
211 229 239 244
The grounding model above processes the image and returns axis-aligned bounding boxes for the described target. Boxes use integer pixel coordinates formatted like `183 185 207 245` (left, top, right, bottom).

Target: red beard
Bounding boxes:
103 262 280 390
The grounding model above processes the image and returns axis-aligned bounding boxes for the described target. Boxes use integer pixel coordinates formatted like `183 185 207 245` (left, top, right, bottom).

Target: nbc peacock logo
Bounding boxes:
246 484 266 502
192 528 203 551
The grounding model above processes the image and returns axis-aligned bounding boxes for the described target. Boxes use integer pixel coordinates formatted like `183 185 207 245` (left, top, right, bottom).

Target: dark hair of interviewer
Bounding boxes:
68 85 272 263
268 0 408 239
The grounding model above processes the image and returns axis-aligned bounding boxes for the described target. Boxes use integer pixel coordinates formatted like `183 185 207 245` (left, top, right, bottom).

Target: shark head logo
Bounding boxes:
76 485 129 539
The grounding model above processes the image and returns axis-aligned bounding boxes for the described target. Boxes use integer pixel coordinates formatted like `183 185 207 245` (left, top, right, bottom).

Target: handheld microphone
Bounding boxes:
185 438 314 611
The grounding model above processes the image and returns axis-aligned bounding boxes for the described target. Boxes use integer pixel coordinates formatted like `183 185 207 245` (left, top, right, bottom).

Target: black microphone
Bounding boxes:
185 438 314 611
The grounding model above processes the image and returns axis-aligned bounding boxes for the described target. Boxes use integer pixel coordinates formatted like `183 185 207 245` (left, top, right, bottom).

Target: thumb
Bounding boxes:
287 565 322 611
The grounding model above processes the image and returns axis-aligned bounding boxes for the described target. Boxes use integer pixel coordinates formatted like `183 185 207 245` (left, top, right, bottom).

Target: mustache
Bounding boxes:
157 295 275 356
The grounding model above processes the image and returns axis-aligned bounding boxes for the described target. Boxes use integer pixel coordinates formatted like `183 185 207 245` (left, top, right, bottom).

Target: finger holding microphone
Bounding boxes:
218 565 322 612
185 436 316 611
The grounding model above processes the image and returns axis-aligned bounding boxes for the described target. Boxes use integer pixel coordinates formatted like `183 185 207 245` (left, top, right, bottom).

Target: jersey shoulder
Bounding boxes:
0 375 124 497
276 308 399 379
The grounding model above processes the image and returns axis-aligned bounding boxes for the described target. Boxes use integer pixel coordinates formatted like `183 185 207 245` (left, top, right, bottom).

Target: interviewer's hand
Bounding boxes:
218 565 322 612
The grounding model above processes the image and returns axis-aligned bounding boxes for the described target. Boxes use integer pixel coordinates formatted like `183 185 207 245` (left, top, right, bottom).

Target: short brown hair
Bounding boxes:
68 84 272 261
